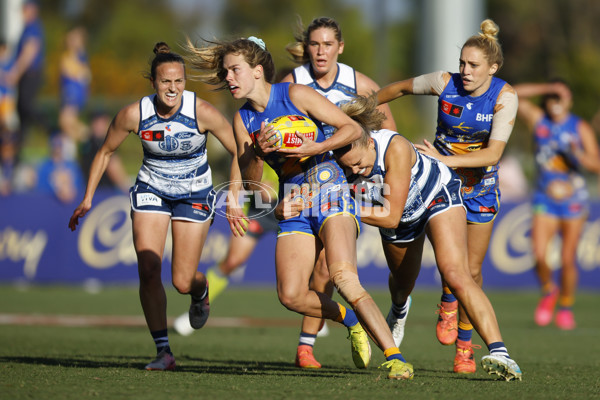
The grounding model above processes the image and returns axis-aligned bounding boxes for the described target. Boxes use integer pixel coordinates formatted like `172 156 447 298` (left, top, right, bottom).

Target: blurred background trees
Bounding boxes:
2 0 599 190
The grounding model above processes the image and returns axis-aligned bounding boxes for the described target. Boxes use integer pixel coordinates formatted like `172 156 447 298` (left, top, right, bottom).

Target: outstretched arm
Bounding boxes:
513 81 570 129
68 103 137 231
197 99 248 236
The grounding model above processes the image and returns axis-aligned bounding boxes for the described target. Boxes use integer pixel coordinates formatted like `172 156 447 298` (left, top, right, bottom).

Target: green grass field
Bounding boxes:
0 285 598 400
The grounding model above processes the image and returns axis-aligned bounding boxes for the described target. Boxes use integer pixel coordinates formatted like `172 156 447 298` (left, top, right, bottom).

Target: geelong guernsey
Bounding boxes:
136 90 212 199
293 62 357 138
351 129 454 224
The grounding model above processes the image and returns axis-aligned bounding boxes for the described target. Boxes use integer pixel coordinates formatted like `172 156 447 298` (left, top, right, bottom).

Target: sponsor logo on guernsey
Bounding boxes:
141 130 164 141
478 205 497 213
441 100 463 118
536 125 550 138
159 135 179 152
484 177 496 186
175 132 195 139
137 193 162 207
476 113 493 122
427 196 444 209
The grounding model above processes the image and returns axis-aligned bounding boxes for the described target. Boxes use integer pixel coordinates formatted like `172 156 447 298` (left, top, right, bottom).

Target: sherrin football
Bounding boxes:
269 115 318 149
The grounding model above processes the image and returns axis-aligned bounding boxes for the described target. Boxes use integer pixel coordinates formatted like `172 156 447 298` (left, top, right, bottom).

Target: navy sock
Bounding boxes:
298 332 317 347
488 341 510 358
151 329 171 354
441 293 457 303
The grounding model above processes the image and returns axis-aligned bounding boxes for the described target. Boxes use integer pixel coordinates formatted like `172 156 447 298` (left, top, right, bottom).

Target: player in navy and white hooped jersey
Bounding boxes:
280 17 398 367
378 19 522 379
333 93 521 382
69 42 244 372
186 35 414 380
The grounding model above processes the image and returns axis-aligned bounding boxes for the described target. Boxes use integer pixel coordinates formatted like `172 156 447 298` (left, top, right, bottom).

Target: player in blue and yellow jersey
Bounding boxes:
69 42 245 372
280 16 401 368
378 19 518 374
514 80 600 330
186 35 413 380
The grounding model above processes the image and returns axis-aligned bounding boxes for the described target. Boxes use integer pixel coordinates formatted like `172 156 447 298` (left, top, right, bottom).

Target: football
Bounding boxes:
269 115 318 149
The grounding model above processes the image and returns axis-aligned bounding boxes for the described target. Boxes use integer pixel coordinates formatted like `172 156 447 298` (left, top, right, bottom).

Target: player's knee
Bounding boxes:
277 286 306 313
172 275 193 295
330 266 369 307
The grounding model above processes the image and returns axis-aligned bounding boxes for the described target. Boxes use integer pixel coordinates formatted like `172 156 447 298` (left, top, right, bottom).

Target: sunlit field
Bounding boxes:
0 285 598 400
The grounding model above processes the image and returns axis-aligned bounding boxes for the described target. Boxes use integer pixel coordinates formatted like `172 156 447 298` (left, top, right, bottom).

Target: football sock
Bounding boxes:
457 321 473 342
384 347 407 362
336 303 359 328
441 291 457 303
193 286 208 302
488 341 510 358
558 295 574 308
390 299 409 319
150 329 171 354
298 332 317 347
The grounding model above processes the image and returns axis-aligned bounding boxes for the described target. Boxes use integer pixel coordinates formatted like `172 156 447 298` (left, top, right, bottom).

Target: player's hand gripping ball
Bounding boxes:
269 115 318 149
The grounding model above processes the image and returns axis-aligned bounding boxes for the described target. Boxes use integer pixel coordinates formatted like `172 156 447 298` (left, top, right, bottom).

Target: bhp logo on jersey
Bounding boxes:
213 180 278 220
441 100 463 118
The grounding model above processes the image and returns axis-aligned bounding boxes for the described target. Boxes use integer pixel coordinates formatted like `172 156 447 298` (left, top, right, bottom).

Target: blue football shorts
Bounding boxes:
129 182 215 223
379 177 464 243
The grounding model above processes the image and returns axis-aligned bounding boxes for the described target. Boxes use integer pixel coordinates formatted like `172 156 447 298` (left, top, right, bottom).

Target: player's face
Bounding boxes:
152 62 186 114
307 27 344 77
459 46 498 97
337 141 376 177
223 53 257 99
545 97 570 120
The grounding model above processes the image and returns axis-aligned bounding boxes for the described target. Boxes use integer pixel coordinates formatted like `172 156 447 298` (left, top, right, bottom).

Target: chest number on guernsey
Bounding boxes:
476 113 493 122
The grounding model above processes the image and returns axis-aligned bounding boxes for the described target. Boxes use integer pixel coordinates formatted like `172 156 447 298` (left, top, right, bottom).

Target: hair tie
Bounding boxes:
247 36 266 50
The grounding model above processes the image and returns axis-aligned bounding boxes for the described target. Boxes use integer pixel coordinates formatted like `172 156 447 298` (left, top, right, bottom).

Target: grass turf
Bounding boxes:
0 285 598 399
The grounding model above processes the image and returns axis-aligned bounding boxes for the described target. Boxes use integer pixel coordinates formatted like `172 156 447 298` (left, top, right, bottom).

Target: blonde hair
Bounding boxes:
285 16 343 64
335 92 386 154
462 19 504 71
184 37 276 90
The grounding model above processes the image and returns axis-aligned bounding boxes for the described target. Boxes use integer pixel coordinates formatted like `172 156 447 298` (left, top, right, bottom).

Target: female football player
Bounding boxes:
185 35 413 380
514 80 600 330
69 42 245 371
377 19 518 374
334 93 522 381
280 16 403 368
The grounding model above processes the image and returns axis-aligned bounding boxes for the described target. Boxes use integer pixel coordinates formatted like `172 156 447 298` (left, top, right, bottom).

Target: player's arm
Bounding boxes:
360 136 413 229
197 98 247 236
283 83 362 157
575 119 600 174
513 82 551 130
377 71 450 105
415 84 517 169
233 111 264 185
356 71 396 131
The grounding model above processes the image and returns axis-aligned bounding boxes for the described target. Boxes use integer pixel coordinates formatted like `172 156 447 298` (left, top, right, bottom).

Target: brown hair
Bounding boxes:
285 16 343 64
184 37 276 90
462 19 504 71
146 42 186 81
